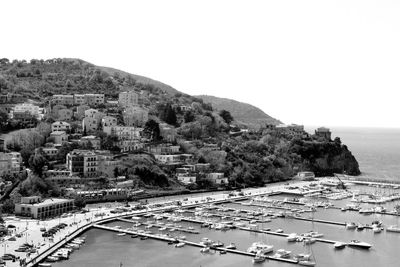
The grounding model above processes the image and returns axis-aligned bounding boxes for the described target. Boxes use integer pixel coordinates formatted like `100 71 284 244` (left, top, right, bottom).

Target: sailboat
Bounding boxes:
297 240 316 266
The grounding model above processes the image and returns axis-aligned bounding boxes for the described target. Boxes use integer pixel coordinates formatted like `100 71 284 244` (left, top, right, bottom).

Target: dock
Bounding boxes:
117 218 200 234
93 224 299 264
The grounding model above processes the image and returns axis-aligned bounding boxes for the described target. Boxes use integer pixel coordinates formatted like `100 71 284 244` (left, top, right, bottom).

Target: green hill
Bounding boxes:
196 95 281 128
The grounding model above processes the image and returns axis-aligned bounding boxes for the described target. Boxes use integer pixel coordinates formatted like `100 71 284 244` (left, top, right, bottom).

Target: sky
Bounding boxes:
1 0 400 128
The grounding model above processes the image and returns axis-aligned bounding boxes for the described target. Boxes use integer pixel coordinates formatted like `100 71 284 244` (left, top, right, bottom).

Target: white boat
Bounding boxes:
348 240 372 249
38 263 52 267
386 225 400 233
345 222 357 230
117 233 126 236
247 242 274 254
299 260 316 266
287 233 298 242
46 256 59 262
275 229 284 233
175 242 186 248
200 247 210 253
252 251 266 263
372 226 381 233
188 226 195 230
333 242 346 249
303 237 316 245
273 249 291 258
226 243 237 250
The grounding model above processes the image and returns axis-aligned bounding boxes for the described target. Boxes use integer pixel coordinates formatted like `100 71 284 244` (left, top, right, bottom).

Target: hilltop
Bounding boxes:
196 95 281 128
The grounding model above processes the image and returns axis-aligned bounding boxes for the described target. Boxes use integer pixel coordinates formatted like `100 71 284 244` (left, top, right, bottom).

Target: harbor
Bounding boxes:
2 178 400 267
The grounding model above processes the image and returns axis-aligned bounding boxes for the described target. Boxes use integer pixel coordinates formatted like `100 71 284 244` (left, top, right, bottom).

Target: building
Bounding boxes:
101 116 118 128
117 140 144 152
123 106 148 127
66 150 98 178
42 147 59 159
57 108 73 121
148 144 180 155
14 196 74 219
50 131 68 145
52 95 74 106
315 127 332 140
12 103 40 119
0 152 22 176
51 121 71 132
74 105 90 120
206 173 228 184
82 109 104 133
103 126 142 140
154 154 182 165
66 149 117 178
74 94 104 106
177 175 197 185
79 135 101 149
43 169 71 177
45 176 82 189
118 91 139 107
296 171 315 181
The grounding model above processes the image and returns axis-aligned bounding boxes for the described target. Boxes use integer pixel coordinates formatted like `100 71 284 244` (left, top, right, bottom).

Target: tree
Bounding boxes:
0 108 9 130
36 122 52 138
28 149 48 177
74 197 86 209
159 103 177 125
144 119 161 140
183 110 195 123
219 110 233 124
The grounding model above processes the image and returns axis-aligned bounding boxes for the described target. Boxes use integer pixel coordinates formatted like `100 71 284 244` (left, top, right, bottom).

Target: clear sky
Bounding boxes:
1 0 400 128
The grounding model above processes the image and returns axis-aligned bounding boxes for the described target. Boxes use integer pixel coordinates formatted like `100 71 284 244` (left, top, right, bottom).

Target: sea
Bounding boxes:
20 127 400 266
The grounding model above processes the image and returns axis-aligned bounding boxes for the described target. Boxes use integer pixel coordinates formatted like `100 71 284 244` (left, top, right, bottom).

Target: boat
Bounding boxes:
159 227 167 231
219 250 227 254
226 243 237 250
117 233 126 236
175 242 186 248
140 236 148 240
130 235 139 238
273 249 291 258
275 229 284 233
247 242 274 254
356 224 365 231
303 237 316 245
188 226 195 230
359 208 375 215
348 240 372 249
287 233 298 242
211 240 224 248
372 225 382 233
38 264 52 267
386 225 400 233
252 251 266 263
45 256 59 262
333 242 346 249
200 247 210 253
345 222 357 230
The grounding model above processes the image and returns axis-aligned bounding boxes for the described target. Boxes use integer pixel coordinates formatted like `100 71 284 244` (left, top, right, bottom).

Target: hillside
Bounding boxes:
196 95 281 128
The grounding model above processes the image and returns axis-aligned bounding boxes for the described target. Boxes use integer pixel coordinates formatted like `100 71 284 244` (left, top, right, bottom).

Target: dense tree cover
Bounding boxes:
219 110 233 124
143 119 161 141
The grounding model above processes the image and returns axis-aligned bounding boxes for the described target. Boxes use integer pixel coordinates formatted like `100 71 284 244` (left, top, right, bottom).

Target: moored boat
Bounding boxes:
333 242 346 249
348 240 372 249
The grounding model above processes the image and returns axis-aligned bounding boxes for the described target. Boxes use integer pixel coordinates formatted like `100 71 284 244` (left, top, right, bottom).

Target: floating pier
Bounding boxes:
93 224 299 264
117 218 200 234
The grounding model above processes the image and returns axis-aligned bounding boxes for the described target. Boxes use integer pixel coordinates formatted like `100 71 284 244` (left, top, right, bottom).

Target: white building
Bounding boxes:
51 121 71 132
206 173 228 184
103 126 142 140
14 196 74 219
118 91 139 107
12 103 40 119
101 116 118 128
50 131 68 145
0 152 22 176
123 106 148 127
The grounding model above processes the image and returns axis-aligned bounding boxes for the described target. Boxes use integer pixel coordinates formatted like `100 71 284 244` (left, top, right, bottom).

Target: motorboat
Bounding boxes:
247 242 274 254
130 235 139 238
287 233 298 242
299 259 316 266
345 222 357 230
117 233 126 236
226 243 237 250
219 250 227 254
252 251 266 263
303 237 316 245
275 229 284 233
273 249 291 258
175 242 186 248
211 240 224 248
348 240 372 249
359 208 375 215
386 225 400 233
200 247 210 253
333 242 346 249
372 226 382 233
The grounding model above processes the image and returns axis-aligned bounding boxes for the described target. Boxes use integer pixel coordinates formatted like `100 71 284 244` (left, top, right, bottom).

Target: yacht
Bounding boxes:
117 233 126 236
386 225 400 233
273 249 291 258
200 247 210 253
372 225 381 233
287 233 298 242
175 242 185 248
299 259 316 266
226 243 237 250
303 237 316 245
345 222 357 230
247 242 274 254
333 242 346 249
252 251 266 263
348 240 372 249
